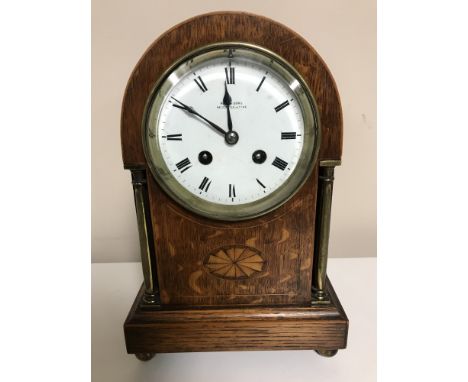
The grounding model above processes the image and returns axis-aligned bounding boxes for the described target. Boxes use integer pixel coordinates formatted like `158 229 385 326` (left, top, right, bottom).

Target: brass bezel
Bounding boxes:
142 42 321 221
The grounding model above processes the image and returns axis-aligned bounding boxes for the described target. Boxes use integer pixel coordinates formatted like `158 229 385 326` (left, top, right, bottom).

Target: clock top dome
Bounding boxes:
121 11 343 173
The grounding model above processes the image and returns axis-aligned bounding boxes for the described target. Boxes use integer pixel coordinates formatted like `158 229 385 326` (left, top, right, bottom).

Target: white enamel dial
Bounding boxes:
144 44 320 221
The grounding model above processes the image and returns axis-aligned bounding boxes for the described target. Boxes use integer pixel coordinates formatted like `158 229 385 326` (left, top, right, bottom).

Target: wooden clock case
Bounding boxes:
121 12 347 360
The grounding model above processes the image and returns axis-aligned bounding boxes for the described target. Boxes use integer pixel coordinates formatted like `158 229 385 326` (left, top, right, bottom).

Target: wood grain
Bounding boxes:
124 278 348 353
147 164 317 305
121 11 343 169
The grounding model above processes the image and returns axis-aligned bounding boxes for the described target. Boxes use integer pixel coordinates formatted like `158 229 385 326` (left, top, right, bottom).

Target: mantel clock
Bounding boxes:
121 12 348 360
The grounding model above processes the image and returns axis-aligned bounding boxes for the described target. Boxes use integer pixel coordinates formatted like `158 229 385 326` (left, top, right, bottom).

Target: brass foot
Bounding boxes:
135 352 156 361
315 349 338 357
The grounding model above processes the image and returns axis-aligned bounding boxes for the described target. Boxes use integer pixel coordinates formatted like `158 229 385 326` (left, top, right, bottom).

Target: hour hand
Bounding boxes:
222 82 233 132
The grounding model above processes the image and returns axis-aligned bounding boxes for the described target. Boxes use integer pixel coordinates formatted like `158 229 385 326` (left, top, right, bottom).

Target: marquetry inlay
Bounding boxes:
204 246 265 280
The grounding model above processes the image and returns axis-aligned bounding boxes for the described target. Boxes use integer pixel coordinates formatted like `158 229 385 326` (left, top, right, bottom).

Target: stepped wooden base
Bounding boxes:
124 278 348 355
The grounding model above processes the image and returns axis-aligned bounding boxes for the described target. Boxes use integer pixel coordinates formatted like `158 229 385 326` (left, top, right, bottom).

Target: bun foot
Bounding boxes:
316 349 338 357
134 352 156 361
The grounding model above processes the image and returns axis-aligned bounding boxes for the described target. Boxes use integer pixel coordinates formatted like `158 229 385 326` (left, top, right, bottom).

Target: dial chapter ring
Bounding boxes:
142 42 321 221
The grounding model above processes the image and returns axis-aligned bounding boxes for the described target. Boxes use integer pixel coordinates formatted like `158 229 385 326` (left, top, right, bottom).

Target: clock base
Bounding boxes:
124 278 348 355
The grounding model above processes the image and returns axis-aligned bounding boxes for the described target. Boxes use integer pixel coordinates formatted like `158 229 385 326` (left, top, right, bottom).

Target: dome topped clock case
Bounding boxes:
121 12 347 360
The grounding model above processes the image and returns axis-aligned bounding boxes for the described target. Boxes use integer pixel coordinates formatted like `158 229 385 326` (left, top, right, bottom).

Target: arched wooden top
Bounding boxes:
121 11 342 168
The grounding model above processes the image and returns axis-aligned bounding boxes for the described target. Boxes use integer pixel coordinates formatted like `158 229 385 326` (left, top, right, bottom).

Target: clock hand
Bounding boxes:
222 82 233 132
171 97 227 136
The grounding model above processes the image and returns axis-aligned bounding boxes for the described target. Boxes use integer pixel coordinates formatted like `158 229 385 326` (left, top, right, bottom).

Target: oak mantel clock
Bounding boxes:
121 12 347 360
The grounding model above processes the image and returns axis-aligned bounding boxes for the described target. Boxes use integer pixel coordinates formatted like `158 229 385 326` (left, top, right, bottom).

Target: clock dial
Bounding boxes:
143 44 320 220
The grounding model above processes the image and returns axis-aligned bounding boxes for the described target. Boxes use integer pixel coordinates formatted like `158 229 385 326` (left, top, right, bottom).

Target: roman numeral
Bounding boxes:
272 157 288 171
229 184 236 199
164 133 182 141
281 132 296 140
274 100 290 112
225 67 235 84
256 178 266 189
198 177 211 192
256 76 266 92
194 76 208 92
175 157 191 173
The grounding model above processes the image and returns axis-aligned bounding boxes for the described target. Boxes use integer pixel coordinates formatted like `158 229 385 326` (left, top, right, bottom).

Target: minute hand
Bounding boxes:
171 97 227 136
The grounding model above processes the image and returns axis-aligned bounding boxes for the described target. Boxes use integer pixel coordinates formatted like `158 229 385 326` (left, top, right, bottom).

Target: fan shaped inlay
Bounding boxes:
204 246 265 280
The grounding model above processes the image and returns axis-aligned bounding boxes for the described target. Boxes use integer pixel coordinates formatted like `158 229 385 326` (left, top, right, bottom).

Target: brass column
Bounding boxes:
312 160 340 303
131 169 160 305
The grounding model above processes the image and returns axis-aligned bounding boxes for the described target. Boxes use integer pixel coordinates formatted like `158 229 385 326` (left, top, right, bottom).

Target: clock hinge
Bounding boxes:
131 169 161 307
312 161 340 304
